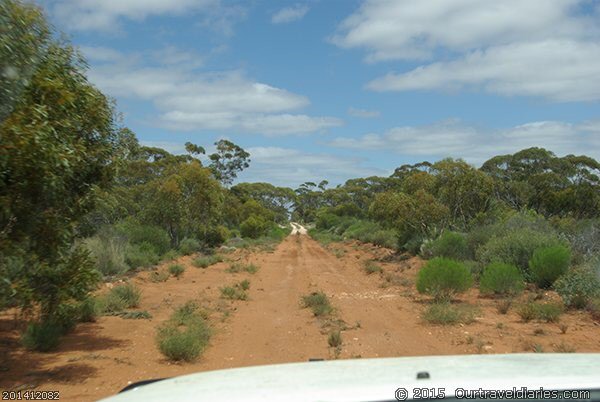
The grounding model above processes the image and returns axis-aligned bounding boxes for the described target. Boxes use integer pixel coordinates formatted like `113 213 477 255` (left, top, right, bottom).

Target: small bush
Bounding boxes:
328 331 342 348
517 302 563 323
227 263 258 274
554 342 576 353
78 297 100 322
111 283 141 308
496 299 512 314
301 291 333 316
171 301 201 325
99 291 127 314
422 303 477 325
587 298 600 321
363 261 382 275
125 242 160 269
416 258 473 301
84 235 129 276
368 230 397 249
477 228 562 280
21 321 63 352
479 262 525 296
161 249 180 262
150 270 170 283
529 245 571 288
168 264 185 278
203 225 231 247
178 238 201 255
239 279 250 291
423 231 470 260
240 215 270 239
52 303 80 333
98 283 141 314
220 284 248 301
121 311 152 320
554 266 600 308
156 311 211 362
116 221 171 255
192 255 223 269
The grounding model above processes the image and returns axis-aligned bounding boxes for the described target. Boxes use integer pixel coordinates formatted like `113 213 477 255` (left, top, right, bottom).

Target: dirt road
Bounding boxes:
1 231 599 401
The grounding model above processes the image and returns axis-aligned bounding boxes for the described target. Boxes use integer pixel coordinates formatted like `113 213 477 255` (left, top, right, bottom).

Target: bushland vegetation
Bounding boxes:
1 0 293 350
305 152 600 321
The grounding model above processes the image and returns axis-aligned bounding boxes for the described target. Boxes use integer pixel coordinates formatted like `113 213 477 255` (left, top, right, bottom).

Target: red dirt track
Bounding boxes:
1 233 599 401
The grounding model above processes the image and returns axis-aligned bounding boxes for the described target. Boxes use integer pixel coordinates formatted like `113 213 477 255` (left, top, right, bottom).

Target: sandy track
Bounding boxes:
1 232 599 401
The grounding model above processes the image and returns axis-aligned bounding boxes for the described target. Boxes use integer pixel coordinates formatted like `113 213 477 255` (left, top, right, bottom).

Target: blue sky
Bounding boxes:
38 0 600 187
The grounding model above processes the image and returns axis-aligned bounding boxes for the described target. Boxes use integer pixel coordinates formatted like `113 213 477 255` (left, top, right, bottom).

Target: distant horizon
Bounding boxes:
38 0 600 187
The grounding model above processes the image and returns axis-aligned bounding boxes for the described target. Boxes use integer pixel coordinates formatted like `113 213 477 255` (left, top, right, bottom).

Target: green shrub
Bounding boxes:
171 301 201 325
479 262 525 296
116 221 171 255
477 228 562 280
121 311 152 320
368 229 397 249
99 291 127 314
423 231 470 260
529 245 571 288
517 302 563 323
78 297 100 322
113 283 141 308
160 250 180 262
422 303 477 325
316 212 341 230
203 225 230 247
178 238 200 255
84 235 129 276
240 215 270 239
156 305 211 362
554 266 600 308
227 263 258 274
363 261 382 275
328 330 342 348
193 255 223 268
168 264 185 278
104 283 141 310
149 269 170 282
416 258 473 301
21 321 63 352
587 297 600 321
125 242 160 269
301 291 333 316
52 302 80 333
220 282 249 300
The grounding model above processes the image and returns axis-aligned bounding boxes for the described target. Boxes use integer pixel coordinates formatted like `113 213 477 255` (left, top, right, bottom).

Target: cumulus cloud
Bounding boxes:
332 0 600 101
50 0 243 33
237 146 385 187
82 46 342 135
347 107 380 118
271 4 310 24
329 119 600 164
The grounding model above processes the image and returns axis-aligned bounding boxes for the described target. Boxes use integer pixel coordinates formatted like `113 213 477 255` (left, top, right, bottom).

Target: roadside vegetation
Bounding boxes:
156 301 211 362
301 291 333 317
3 0 600 356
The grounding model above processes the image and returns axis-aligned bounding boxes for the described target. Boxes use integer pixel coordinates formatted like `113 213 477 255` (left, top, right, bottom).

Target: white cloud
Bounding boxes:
332 0 591 62
332 0 600 101
271 4 309 24
329 119 600 164
347 107 380 118
84 46 342 135
50 0 243 33
237 146 385 187
367 40 600 101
